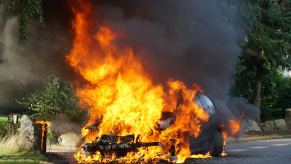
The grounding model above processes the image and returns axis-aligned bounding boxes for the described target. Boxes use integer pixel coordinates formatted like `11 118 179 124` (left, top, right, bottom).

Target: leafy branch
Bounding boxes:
0 0 44 40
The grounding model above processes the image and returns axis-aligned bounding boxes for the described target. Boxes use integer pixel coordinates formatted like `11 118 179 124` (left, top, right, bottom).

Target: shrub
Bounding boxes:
17 73 87 122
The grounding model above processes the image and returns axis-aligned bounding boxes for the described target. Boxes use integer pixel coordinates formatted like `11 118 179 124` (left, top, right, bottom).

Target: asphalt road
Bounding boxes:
186 138 291 164
47 138 291 164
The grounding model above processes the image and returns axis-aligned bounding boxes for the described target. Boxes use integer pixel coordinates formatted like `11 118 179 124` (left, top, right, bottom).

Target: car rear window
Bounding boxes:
195 94 215 115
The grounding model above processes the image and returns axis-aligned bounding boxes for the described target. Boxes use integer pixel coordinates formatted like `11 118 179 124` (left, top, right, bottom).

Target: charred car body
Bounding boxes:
81 134 164 157
81 93 224 160
157 93 223 157
190 94 223 157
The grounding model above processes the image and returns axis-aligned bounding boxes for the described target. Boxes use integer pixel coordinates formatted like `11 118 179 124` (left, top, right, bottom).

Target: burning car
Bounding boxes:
157 93 223 157
78 92 223 162
67 0 240 163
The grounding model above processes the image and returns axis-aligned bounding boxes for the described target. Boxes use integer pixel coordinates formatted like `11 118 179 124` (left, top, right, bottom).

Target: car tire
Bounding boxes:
210 130 224 157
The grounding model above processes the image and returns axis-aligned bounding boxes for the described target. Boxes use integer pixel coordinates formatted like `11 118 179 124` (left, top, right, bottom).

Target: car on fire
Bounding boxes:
157 93 224 157
194 94 224 157
80 92 224 162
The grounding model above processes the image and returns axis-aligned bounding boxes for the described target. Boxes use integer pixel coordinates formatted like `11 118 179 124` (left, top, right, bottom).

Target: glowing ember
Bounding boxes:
190 151 212 159
66 0 239 163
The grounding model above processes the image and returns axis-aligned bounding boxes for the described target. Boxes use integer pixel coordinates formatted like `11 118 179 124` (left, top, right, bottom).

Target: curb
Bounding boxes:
227 135 291 143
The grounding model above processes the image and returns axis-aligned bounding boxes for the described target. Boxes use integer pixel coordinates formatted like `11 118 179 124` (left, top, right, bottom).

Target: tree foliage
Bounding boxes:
260 70 291 121
17 74 86 122
234 0 291 120
0 0 44 40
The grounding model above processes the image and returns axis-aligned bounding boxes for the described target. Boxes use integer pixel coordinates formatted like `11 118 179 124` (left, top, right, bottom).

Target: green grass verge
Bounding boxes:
0 145 46 164
0 115 12 139
0 115 47 163
0 115 7 138
0 115 7 123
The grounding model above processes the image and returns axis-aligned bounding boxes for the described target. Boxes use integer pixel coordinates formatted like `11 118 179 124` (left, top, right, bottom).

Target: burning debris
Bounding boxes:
78 134 165 163
65 0 242 163
81 135 162 157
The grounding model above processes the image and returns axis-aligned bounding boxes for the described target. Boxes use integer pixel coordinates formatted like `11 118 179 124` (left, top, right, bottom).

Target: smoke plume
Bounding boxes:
0 0 258 128
0 4 71 112
90 0 259 124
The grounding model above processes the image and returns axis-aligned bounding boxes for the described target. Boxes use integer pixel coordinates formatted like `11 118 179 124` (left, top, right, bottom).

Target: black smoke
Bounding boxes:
90 0 259 124
0 1 71 113
92 0 240 97
0 0 258 126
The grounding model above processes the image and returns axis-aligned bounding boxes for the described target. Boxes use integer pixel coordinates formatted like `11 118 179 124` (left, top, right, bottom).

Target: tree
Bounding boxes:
236 0 291 121
17 73 86 122
274 73 291 110
0 0 44 40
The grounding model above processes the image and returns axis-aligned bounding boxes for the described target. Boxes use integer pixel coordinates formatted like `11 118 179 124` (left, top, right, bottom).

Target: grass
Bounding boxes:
0 115 45 163
0 115 8 139
0 115 16 139
0 115 7 123
0 145 46 164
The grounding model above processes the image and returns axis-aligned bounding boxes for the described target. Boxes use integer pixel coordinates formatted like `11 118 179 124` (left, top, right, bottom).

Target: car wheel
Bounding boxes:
210 130 224 157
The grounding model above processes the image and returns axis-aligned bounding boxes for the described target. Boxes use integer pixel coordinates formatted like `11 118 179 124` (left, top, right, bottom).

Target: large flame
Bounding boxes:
66 0 239 163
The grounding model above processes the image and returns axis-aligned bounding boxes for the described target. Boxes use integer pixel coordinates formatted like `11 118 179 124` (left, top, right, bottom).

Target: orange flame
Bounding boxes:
229 119 241 135
35 120 50 152
221 119 241 140
67 0 212 162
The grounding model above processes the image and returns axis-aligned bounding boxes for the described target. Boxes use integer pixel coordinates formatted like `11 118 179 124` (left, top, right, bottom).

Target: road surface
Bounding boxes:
186 138 291 164
47 138 291 163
